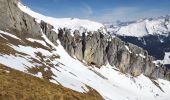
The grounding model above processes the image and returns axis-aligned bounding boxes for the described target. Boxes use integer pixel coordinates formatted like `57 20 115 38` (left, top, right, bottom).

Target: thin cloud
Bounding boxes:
61 3 93 18
82 3 93 17
91 7 170 23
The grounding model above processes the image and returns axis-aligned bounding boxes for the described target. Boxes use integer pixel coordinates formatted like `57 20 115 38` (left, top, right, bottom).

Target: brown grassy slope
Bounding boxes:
0 32 103 100
0 64 103 100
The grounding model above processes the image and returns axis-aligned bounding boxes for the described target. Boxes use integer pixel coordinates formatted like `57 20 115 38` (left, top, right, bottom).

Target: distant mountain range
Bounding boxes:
105 15 170 68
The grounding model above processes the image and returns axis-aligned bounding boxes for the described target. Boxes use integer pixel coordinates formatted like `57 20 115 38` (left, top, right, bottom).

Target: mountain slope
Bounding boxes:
18 1 170 80
0 0 170 100
1 29 170 100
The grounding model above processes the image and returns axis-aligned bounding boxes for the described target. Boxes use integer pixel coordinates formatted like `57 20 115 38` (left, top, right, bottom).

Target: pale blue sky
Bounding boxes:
22 0 170 22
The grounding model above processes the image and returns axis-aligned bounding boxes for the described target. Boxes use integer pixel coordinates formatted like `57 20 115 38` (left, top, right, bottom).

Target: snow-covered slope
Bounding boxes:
18 2 106 35
1 29 170 100
107 17 170 37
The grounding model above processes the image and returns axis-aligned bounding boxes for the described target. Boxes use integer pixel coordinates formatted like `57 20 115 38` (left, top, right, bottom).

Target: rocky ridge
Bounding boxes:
41 21 170 80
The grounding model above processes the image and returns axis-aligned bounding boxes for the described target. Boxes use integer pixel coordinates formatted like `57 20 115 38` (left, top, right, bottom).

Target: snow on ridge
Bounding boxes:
17 2 107 35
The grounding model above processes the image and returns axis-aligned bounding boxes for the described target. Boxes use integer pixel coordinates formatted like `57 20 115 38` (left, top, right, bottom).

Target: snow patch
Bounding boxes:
156 52 170 65
0 54 33 71
26 38 47 47
0 30 21 40
139 54 146 59
125 45 132 53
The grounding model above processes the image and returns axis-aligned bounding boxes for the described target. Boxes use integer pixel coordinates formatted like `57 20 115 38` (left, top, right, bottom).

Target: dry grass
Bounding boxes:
0 64 103 100
0 37 17 55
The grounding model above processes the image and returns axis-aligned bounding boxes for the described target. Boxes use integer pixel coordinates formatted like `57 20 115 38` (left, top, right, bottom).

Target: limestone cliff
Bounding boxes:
0 0 41 38
40 22 170 81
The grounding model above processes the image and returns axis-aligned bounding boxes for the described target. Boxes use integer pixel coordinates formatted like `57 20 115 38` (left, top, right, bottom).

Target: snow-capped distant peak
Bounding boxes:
18 2 107 35
106 16 170 37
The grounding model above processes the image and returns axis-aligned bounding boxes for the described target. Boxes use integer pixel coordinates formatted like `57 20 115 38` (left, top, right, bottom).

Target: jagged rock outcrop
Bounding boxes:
57 29 109 67
40 21 58 45
40 21 170 80
106 39 165 78
0 0 41 38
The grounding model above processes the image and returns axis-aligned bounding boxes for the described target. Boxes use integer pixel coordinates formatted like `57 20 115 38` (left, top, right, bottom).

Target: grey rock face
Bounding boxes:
57 29 109 67
84 32 108 67
0 0 41 38
40 21 58 45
